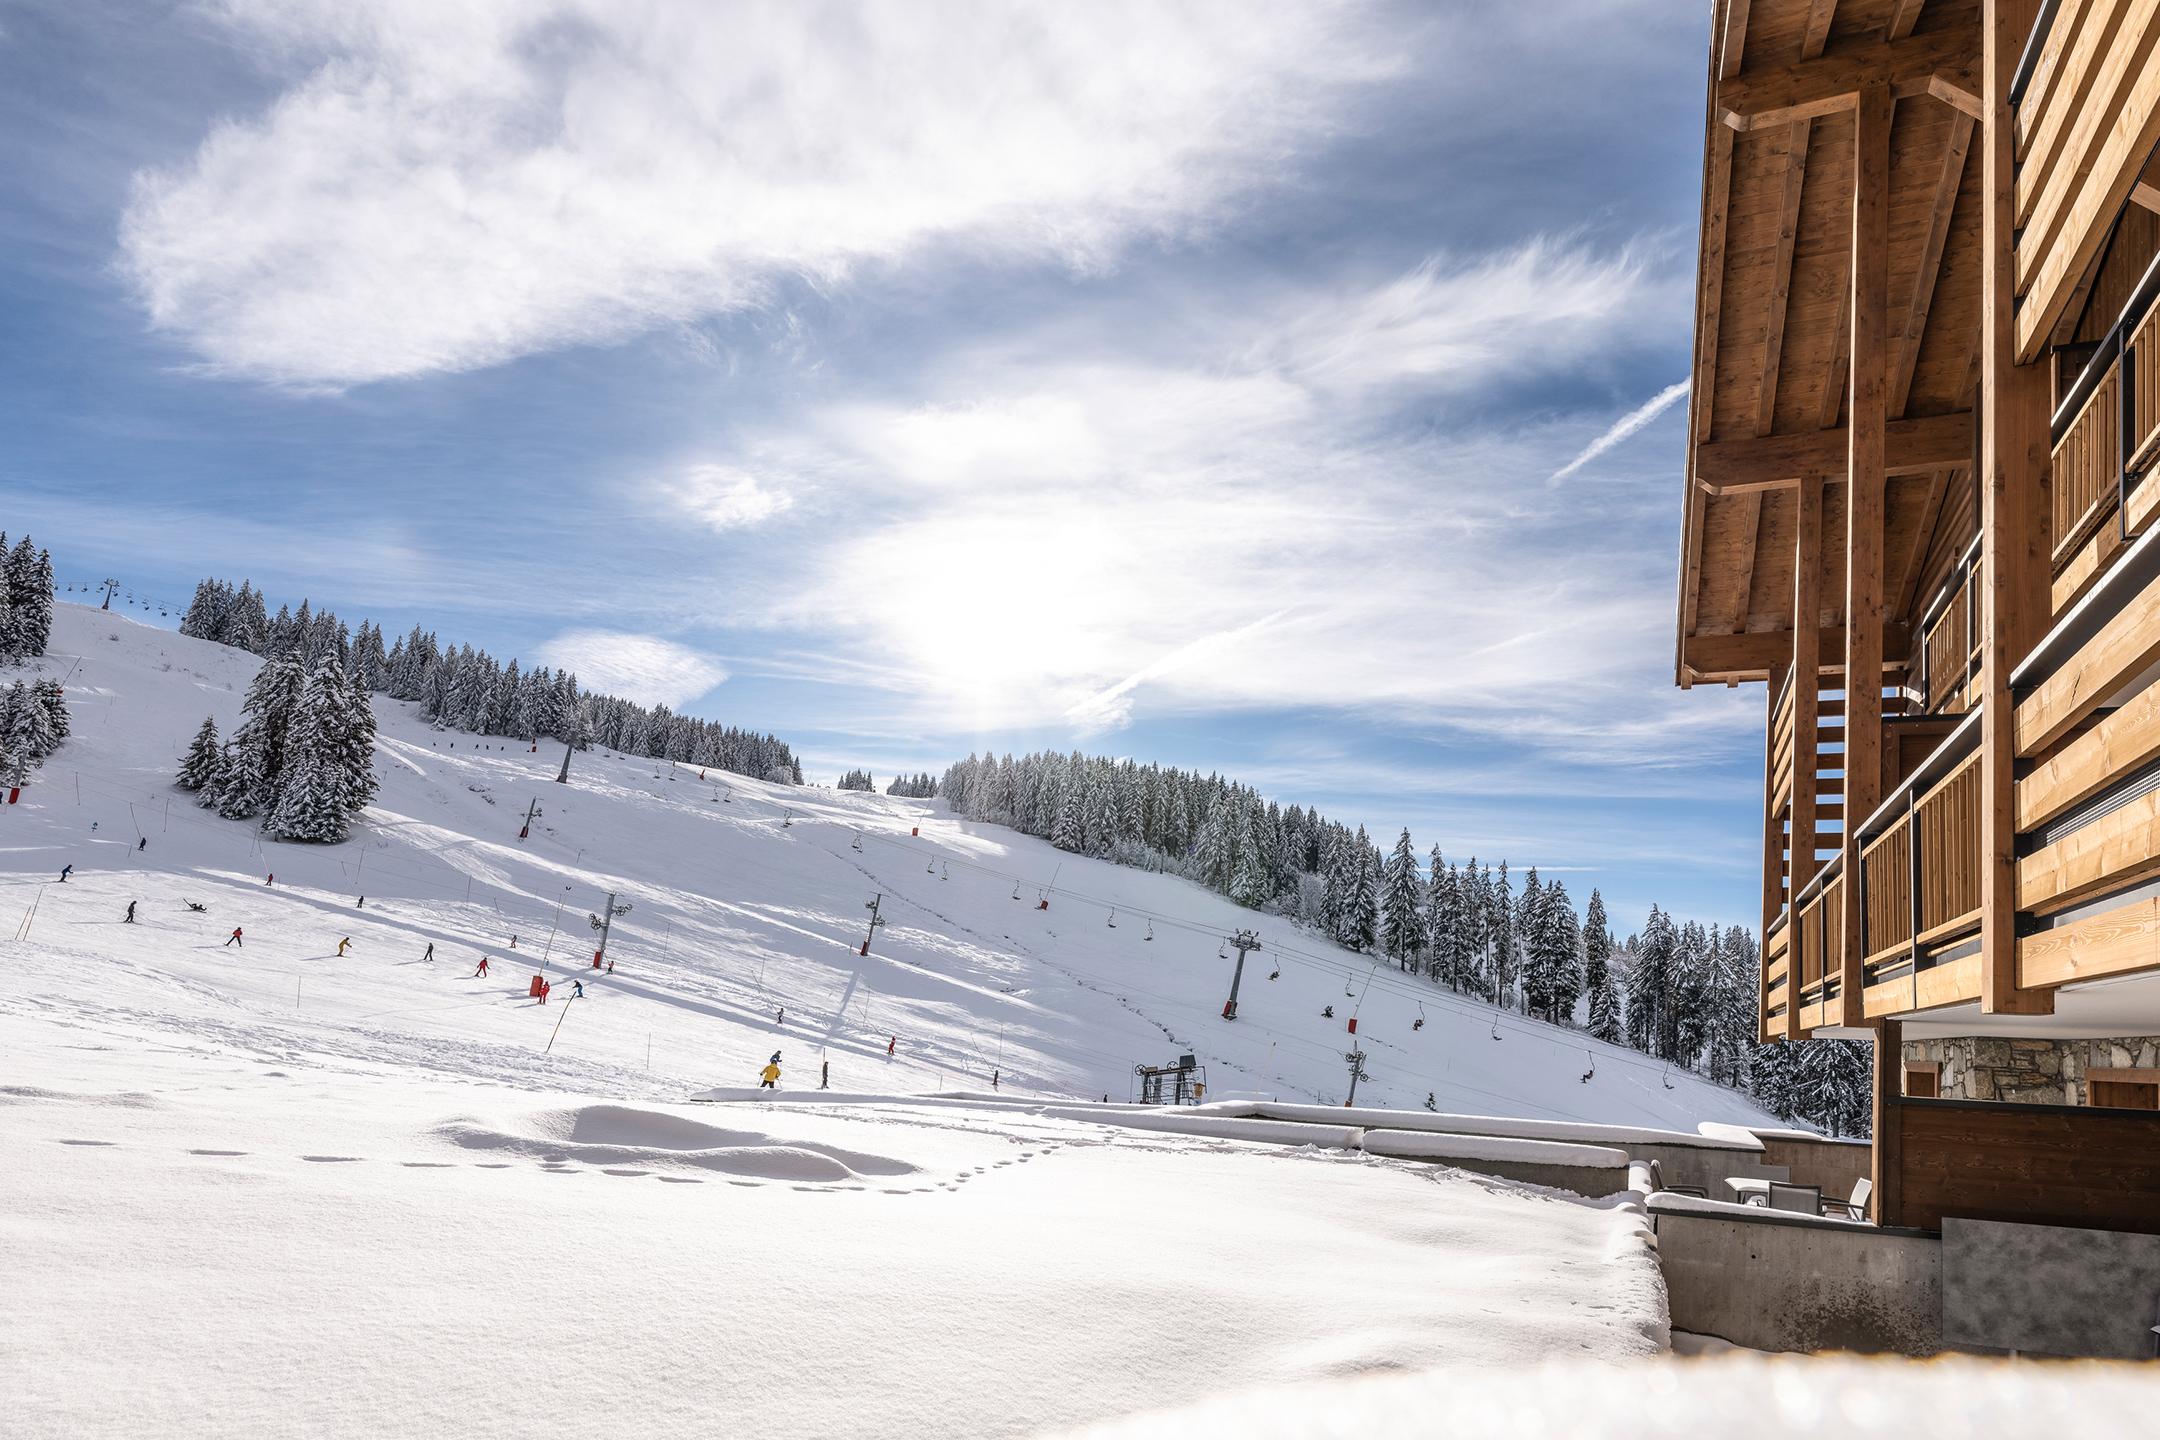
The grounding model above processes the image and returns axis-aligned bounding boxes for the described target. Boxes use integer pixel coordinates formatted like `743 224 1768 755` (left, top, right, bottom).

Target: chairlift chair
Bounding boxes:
1106 907 1117 928
1217 942 1228 959
1144 919 1153 941
939 862 949 881
1011 883 1021 900
1413 1002 1425 1032
1581 1049 1596 1084
852 833 863 852
1267 965 1280 980
1490 1014 1502 1041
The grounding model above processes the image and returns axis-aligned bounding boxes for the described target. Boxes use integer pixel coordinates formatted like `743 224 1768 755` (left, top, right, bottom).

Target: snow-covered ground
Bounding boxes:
0 605 1788 1434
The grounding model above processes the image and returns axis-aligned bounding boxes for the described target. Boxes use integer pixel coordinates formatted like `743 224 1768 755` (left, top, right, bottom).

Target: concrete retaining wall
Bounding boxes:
1649 1199 1942 1355
1944 1218 2160 1358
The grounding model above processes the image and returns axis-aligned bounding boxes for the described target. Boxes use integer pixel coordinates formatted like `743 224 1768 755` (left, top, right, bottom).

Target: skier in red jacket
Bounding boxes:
224 927 243 948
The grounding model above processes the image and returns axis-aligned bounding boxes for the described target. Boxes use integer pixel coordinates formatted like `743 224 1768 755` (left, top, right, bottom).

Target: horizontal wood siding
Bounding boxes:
1894 1098 2160 1233
2012 0 2160 357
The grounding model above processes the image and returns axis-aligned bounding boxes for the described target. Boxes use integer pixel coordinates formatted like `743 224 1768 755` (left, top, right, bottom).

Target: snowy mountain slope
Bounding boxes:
3 602 1774 1128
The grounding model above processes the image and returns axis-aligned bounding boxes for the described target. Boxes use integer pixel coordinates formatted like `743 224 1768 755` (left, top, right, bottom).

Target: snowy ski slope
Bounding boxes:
2 602 1775 1126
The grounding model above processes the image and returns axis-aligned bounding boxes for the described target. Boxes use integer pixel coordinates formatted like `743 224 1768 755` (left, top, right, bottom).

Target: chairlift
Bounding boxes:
939 862 950 881
781 811 793 828
1267 965 1280 981
852 832 863 852
1581 1049 1596 1084
1218 941 1228 959
1490 1014 1502 1042
1106 907 1118 928
1011 883 1021 900
1143 919 1153 941
927 857 937 874
1661 1064 1675 1090
1413 1001 1425 1032
1343 977 1355 998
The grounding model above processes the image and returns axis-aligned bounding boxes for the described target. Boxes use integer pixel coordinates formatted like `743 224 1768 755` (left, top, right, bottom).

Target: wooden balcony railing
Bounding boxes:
2013 524 2160 995
1918 541 1982 715
2010 0 2160 359
1853 707 1983 1018
2052 359 2120 569
2132 300 2160 473
1791 860 1844 1030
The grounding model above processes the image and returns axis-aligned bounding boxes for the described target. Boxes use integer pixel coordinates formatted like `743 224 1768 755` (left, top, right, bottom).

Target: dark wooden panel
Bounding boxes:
1893 1097 2160 1233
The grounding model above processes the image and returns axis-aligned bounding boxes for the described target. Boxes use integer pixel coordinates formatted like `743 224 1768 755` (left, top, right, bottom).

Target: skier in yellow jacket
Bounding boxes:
758 1058 781 1090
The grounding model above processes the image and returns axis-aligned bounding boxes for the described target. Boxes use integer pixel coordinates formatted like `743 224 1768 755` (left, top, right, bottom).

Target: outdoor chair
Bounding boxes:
1643 1159 1706 1199
1821 1177 1873 1221
1766 1181 1822 1215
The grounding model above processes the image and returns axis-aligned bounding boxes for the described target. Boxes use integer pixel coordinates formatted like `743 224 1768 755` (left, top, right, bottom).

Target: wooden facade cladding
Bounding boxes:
2010 0 2160 358
1887 1096 2160 1233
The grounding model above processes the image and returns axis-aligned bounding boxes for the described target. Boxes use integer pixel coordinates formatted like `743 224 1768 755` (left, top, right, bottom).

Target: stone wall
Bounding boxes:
1903 1035 2160 1105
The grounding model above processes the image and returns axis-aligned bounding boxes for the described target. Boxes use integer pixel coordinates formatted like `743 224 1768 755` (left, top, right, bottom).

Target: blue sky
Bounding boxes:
0 0 1765 931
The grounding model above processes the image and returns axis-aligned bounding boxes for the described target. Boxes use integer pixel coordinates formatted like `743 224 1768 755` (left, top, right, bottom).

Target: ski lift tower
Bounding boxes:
1132 1054 1206 1106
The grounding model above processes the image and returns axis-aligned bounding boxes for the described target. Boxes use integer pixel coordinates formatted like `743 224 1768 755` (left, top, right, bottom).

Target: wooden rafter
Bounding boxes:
2131 151 2160 216
1802 0 1836 57
1718 28 1978 131
1891 111 1976 419
1757 124 1811 435
1894 466 1956 618
1886 0 1926 41
1726 488 1769 635
1695 410 1973 492
1685 622 1912 677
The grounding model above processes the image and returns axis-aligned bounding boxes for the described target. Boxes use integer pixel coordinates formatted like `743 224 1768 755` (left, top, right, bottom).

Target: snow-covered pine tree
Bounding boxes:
1193 795 1233 890
1672 920 1715 1068
1515 868 1543 1011
1491 861 1515 1010
1583 889 1622 1043
213 736 273 819
837 769 875 791
1627 906 1678 1057
1338 829 1379 953
331 664 380 814
1706 926 1761 1087
33 678 66 744
265 669 352 843
2 538 54 658
1423 847 1452 983
1230 804 1271 908
1380 828 1422 970
1527 879 1582 1024
0 734 27 789
178 716 222 791
1 679 57 762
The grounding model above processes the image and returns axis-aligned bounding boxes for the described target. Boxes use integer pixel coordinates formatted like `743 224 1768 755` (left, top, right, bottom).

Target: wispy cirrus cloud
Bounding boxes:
117 0 1395 388
534 629 727 708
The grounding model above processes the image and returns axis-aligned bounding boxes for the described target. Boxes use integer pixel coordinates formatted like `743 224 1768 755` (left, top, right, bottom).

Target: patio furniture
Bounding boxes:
1821 1177 1873 1221
1766 1181 1823 1215
1724 1177 1771 1205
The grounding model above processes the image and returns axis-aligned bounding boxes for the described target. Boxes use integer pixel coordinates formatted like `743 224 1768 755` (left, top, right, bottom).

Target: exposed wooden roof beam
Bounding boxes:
1718 0 1753 81
1891 111 1975 419
1886 0 1926 42
1819 248 1852 429
1717 29 1978 131
1695 410 1974 493
1802 0 1837 60
1895 466 1957 619
2131 152 2160 216
1684 623 1911 680
1757 125 1811 435
1730 492 1767 634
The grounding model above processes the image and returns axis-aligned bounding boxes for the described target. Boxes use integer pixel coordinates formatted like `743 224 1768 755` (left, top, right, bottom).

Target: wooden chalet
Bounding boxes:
1675 0 2160 1233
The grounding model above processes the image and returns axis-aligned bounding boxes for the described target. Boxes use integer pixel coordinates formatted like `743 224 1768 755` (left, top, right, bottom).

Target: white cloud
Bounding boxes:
534 629 727 708
119 0 1390 386
675 239 1713 762
669 464 794 532
1551 378 1690 481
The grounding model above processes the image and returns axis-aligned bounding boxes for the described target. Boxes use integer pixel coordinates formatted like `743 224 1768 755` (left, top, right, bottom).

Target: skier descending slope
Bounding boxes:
472 956 488 978
224 927 243 948
759 1056 781 1090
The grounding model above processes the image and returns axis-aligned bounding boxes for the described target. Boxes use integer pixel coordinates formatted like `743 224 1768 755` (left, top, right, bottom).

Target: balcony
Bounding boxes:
2048 253 2160 609
2008 0 2160 360
1854 710 1983 1020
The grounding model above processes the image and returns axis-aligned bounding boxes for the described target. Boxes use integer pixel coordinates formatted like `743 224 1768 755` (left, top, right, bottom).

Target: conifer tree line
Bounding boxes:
837 769 876 791
939 748 1871 1135
885 772 937 798
176 577 802 784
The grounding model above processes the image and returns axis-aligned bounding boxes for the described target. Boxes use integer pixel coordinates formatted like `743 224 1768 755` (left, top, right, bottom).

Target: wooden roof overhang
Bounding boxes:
1676 0 1984 686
